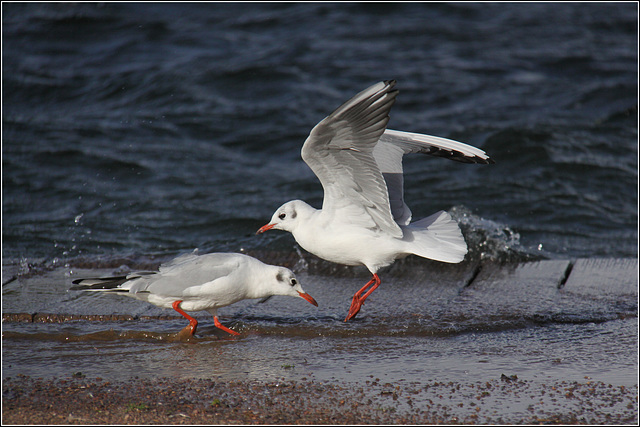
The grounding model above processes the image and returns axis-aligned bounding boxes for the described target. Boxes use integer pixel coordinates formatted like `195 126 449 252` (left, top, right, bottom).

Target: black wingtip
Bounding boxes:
481 156 496 165
69 275 130 290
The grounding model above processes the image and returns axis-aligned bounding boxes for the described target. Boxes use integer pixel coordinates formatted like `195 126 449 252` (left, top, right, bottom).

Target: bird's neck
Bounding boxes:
289 201 320 232
289 204 333 252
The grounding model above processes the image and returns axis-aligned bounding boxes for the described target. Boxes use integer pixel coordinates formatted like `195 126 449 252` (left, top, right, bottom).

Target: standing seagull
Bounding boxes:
257 80 493 321
70 252 318 338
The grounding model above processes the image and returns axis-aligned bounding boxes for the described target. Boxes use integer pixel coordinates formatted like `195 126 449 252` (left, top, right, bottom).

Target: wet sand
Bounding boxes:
3 374 637 425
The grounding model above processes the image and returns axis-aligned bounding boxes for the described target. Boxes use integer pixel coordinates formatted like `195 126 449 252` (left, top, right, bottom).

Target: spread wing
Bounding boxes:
374 129 494 225
300 80 403 238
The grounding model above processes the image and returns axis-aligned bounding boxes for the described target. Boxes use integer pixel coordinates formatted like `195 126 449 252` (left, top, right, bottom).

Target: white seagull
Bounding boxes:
257 80 493 321
70 251 318 337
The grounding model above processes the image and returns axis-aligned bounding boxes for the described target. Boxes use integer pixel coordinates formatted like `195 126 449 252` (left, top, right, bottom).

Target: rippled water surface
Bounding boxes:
3 2 637 263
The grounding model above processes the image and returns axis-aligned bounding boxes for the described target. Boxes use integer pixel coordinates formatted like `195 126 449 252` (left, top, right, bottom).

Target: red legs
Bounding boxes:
214 316 241 336
345 273 381 322
172 300 241 338
172 300 198 339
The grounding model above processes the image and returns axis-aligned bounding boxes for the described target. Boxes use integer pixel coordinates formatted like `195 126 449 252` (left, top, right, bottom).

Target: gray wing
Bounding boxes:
374 129 495 226
301 80 403 238
128 252 241 297
380 130 494 164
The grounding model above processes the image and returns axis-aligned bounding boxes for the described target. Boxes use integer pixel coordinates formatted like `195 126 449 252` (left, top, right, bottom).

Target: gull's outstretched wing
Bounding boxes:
301 80 403 238
374 129 495 225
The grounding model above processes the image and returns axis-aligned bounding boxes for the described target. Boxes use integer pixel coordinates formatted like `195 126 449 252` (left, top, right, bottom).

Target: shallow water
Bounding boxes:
3 319 637 383
3 262 637 389
2 2 638 400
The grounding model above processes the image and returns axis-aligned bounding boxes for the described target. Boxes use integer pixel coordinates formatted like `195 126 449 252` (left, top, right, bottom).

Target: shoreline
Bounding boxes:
3 375 637 425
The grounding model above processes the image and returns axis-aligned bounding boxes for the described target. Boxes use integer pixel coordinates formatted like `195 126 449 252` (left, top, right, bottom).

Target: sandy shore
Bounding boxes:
3 374 637 425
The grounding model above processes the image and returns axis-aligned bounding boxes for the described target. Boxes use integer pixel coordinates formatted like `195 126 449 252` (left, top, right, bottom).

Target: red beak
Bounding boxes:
256 223 275 234
298 291 318 307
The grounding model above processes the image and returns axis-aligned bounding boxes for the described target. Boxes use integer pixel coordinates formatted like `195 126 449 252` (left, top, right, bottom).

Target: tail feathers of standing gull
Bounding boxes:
70 272 154 292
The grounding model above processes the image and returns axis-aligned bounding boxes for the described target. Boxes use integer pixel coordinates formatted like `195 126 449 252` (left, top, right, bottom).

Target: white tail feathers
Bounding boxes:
401 210 467 263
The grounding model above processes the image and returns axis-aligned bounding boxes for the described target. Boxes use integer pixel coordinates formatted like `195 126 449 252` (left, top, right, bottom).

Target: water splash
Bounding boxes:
450 205 545 263
293 245 309 272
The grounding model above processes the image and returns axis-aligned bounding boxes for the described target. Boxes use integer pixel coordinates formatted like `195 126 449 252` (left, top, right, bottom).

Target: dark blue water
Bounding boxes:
3 2 637 271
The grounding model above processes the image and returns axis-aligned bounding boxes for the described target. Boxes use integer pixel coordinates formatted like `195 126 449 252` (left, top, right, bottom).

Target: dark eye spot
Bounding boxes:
279 213 286 220
290 278 297 286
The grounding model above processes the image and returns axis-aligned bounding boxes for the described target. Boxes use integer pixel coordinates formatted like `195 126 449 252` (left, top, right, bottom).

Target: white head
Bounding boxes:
256 200 314 234
264 266 317 307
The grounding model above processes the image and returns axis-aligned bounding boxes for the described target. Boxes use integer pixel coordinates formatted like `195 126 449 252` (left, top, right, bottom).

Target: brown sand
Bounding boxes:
3 374 638 425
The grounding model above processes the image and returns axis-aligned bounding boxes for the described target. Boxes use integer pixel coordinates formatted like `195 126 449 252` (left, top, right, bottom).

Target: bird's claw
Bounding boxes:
345 297 364 322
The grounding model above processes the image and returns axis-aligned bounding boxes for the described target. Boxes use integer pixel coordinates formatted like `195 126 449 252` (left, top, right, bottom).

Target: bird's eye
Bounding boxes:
279 213 286 220
290 278 297 286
